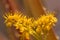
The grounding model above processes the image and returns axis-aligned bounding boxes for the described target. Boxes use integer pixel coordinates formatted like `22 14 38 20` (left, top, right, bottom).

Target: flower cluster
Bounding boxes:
3 11 57 40
35 13 57 32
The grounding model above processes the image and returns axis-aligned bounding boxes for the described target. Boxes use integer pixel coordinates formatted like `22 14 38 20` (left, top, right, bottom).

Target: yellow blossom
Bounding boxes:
36 26 41 33
3 12 22 27
3 11 58 40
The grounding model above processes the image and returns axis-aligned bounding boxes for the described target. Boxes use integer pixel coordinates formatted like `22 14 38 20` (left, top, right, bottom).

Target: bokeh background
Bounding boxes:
0 0 60 40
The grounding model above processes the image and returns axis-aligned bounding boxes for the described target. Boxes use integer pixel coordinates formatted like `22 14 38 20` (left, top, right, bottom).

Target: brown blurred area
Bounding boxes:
0 0 8 40
0 32 8 40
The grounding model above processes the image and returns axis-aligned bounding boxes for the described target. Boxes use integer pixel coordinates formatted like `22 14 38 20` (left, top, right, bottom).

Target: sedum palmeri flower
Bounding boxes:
3 11 57 40
35 13 57 32
3 11 22 27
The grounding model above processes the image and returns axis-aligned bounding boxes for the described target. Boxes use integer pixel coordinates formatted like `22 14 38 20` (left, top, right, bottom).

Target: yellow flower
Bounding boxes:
36 26 41 33
35 13 57 31
3 12 22 27
3 11 58 40
6 22 12 27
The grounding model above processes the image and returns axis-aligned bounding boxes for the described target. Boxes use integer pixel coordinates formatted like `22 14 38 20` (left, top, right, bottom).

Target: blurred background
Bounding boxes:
0 0 60 40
